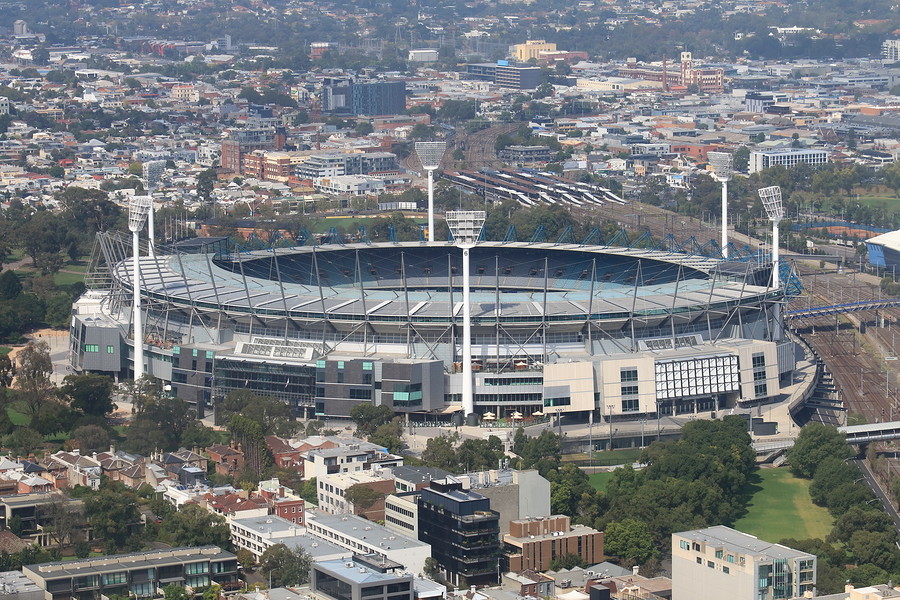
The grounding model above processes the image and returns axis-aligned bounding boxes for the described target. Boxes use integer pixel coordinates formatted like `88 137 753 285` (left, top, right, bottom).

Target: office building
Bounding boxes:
672 526 816 600
503 515 604 572
22 546 239 600
459 469 551 536
306 513 430 576
312 556 414 600
418 477 500 588
351 81 406 116
510 40 557 62
884 40 900 62
466 62 542 90
749 148 829 173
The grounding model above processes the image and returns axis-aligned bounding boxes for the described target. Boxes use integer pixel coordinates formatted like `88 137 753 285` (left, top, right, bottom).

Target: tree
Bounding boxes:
787 423 853 479
0 271 22 300
0 354 14 389
423 556 440 579
3 428 43 456
71 425 111 452
603 519 657 565
350 404 395 438
344 484 385 513
83 483 141 547
236 548 257 570
38 497 86 548
163 585 190 600
60 373 116 416
160 504 231 548
197 169 217 203
369 419 404 453
549 554 588 570
258 544 311 587
14 340 53 418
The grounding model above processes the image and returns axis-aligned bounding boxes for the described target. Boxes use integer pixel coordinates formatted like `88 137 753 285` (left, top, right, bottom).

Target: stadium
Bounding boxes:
70 230 795 424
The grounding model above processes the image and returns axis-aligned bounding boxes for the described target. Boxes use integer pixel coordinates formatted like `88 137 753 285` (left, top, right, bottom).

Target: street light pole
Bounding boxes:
607 404 614 451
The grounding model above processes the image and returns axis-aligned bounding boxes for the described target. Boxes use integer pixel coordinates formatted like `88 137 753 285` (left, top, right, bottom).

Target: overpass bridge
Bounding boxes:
784 299 900 320
752 420 900 456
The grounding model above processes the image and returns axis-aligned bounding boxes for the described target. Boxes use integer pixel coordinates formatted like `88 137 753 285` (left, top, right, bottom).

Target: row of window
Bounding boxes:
83 344 116 353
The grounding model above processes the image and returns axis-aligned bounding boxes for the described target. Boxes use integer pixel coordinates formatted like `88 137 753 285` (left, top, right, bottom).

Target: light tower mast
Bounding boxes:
758 186 785 288
415 141 447 243
128 196 152 381
707 152 734 258
445 210 486 419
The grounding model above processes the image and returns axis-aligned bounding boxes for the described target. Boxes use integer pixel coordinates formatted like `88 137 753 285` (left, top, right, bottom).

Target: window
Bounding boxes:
620 368 638 382
723 566 730 574
680 540 690 550
752 353 765 368
337 361 345 369
192 348 198 357
363 361 373 371
316 360 326 369
350 388 373 400
544 397 571 407
755 382 768 398
337 372 344 383
622 398 639 412
206 350 214 359
103 572 127 585
83 344 99 352
696 557 702 564
708 560 715 568
363 373 373 384
727 555 735 563
621 385 639 397
106 345 115 354
715 550 723 559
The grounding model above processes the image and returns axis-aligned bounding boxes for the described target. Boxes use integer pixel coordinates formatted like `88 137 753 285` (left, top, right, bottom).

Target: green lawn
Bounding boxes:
563 447 644 467
6 404 28 427
0 347 10 356
53 270 86 287
733 468 833 543
589 471 616 492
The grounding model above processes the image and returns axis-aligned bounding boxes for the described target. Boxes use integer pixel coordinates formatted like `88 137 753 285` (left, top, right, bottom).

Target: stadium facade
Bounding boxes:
70 234 793 422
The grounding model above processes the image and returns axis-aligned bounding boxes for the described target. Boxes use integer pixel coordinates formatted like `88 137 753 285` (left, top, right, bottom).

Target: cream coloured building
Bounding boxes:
672 526 815 600
510 40 556 62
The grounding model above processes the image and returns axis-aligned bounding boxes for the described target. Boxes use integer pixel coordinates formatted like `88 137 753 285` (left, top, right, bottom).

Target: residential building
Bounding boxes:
317 471 395 520
350 81 406 116
503 515 604 572
501 571 555 598
303 441 403 480
0 570 42 600
510 40 557 62
384 493 419 538
22 546 240 600
459 469 551 535
671 525 816 600
748 148 829 173
466 62 542 90
418 477 500 588
883 40 900 62
314 175 386 196
305 513 430 576
230 515 337 559
296 152 398 180
311 556 414 600
498 145 553 165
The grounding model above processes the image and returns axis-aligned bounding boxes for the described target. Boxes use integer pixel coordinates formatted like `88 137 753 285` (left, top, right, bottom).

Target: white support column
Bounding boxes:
147 200 156 258
721 179 728 258
461 244 473 416
772 220 780 289
427 169 435 243
133 230 144 380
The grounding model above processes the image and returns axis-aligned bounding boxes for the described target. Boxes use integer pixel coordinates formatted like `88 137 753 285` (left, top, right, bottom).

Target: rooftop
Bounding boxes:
307 513 429 552
674 526 815 561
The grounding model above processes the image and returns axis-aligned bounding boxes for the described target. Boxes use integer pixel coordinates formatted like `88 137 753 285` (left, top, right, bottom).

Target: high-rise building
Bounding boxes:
418 477 500 588
883 39 900 62
672 526 816 600
351 81 407 116
749 148 829 173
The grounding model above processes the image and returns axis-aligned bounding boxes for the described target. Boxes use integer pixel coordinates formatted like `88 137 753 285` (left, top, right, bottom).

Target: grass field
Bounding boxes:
53 270 87 287
562 447 643 467
733 468 833 543
0 347 10 356
589 471 616 492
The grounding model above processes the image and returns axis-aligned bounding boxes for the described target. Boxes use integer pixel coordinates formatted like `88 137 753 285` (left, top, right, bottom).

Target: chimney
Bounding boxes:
632 566 639 576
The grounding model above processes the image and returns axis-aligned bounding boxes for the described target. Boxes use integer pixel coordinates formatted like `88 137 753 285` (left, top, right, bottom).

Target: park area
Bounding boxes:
589 466 833 542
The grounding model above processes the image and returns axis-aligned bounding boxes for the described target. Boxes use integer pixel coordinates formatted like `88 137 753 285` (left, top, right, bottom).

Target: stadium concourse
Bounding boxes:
69 232 800 431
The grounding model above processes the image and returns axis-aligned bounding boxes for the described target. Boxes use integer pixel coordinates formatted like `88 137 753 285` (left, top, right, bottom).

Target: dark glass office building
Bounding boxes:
350 81 406 116
418 478 500 588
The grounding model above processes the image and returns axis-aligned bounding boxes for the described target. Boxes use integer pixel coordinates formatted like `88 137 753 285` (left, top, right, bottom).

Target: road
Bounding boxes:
854 458 900 530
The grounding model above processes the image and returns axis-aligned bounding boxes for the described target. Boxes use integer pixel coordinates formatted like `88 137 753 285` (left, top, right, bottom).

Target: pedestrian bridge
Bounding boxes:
785 299 900 320
752 420 900 455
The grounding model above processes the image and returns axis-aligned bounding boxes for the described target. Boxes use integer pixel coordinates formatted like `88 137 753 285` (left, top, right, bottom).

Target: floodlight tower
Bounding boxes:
128 196 152 381
758 186 785 288
142 160 165 257
415 141 447 243
446 210 486 419
707 152 733 258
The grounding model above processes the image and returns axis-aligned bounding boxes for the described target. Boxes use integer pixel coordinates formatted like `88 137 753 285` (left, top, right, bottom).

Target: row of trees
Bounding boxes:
784 423 900 591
